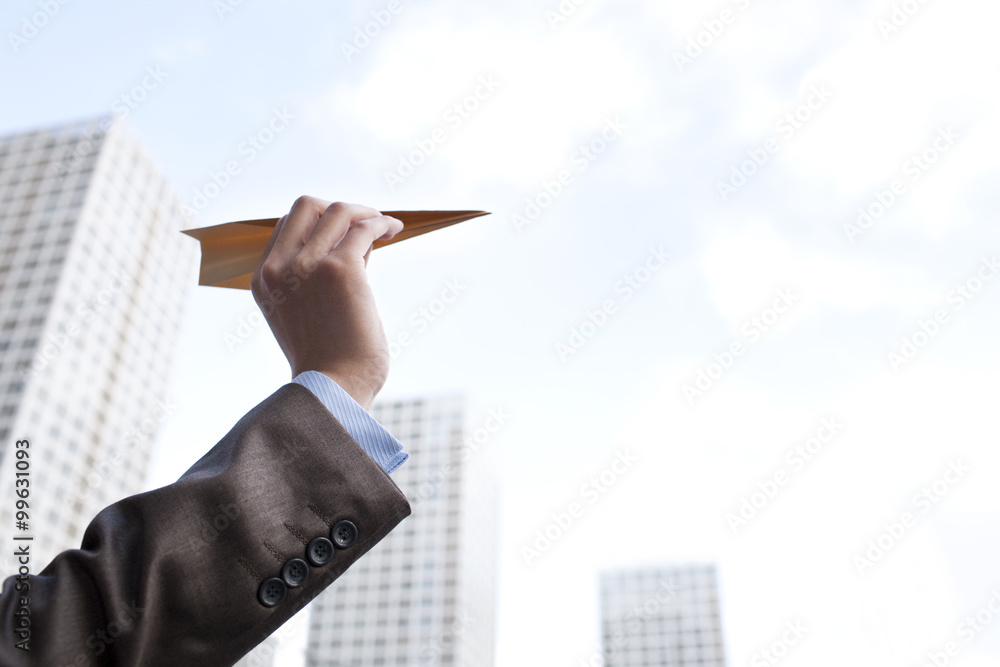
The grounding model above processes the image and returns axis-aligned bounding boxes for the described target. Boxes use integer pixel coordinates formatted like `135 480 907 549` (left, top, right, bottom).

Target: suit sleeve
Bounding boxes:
0 383 412 666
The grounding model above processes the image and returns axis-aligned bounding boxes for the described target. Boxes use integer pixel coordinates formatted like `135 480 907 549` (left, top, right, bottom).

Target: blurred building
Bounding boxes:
0 116 198 570
306 394 499 666
599 564 727 666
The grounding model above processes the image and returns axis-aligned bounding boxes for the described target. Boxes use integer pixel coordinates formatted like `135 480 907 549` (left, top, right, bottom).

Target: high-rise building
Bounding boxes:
306 394 499 666
599 564 727 666
0 116 198 571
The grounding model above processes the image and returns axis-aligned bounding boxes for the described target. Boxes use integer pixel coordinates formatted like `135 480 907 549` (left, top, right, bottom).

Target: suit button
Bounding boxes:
306 536 334 566
281 557 309 588
331 520 358 548
258 577 287 607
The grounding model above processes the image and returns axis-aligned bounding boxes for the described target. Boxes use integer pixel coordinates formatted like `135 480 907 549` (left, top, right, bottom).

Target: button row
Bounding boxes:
258 520 358 607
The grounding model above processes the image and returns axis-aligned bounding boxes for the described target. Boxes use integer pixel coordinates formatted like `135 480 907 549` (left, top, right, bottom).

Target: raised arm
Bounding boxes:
0 197 410 666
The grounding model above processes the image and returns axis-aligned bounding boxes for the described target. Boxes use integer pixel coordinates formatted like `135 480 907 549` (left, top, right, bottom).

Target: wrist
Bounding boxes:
329 375 377 412
303 368 383 412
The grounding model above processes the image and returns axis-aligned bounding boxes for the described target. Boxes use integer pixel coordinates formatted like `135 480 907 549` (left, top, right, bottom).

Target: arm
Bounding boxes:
0 198 408 665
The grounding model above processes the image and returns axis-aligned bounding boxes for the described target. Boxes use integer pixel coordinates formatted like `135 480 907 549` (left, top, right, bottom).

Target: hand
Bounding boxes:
250 197 403 411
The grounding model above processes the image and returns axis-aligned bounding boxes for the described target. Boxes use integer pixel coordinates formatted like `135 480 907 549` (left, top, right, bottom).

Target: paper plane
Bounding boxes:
182 210 490 289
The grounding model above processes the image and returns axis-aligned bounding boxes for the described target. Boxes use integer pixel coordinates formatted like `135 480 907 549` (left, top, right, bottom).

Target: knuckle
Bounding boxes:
327 201 349 215
291 254 317 278
317 255 352 280
259 259 283 284
293 195 327 216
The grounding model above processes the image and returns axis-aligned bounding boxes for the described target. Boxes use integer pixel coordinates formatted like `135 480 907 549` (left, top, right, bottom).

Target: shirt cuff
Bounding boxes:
291 371 408 474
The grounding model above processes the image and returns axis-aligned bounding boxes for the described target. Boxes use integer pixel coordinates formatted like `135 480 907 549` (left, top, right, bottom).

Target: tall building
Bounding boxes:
306 394 499 666
0 116 198 571
599 565 727 666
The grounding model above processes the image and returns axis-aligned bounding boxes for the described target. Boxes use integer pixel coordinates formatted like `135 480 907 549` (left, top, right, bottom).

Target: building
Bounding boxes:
599 565 727 666
0 116 198 571
306 394 500 666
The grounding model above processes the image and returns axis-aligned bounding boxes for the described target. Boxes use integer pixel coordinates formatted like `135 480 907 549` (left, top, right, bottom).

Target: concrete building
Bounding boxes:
305 394 500 666
599 565 727 666
0 115 197 571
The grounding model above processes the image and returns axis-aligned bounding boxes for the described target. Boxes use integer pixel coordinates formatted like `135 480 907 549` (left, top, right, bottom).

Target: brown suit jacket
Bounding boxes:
0 383 411 666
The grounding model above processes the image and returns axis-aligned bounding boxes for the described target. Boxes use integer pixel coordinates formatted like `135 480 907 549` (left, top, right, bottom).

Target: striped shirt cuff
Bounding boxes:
292 371 408 474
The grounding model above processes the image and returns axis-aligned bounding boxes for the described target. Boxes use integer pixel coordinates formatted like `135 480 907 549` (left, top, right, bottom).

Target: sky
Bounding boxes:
3 0 1000 665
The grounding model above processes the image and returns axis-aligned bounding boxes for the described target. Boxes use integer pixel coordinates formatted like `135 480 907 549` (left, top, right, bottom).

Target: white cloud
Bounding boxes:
320 13 650 186
695 217 898 327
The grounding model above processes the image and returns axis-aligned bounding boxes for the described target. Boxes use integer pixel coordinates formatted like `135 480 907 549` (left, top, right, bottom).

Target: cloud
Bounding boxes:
317 10 650 187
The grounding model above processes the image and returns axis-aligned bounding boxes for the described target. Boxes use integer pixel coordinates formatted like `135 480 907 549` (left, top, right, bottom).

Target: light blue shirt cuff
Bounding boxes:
291 371 408 474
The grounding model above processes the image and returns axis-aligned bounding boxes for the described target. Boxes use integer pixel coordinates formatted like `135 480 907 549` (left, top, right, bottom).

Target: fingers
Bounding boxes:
336 215 404 266
268 195 331 264
256 197 402 291
300 201 382 269
259 213 288 265
251 211 289 302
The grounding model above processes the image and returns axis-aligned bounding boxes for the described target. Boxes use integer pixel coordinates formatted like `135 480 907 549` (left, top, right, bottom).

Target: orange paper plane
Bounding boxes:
182 210 490 289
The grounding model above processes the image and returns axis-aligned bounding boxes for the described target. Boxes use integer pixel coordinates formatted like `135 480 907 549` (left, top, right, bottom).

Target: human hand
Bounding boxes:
250 197 403 411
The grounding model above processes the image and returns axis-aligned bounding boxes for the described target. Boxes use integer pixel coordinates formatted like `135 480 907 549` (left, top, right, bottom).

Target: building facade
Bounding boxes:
0 116 198 571
599 565 727 666
306 394 499 666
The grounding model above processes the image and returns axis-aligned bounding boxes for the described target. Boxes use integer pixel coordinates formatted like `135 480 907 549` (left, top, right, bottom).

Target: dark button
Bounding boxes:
331 520 358 549
306 536 334 566
281 557 309 588
258 577 287 607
